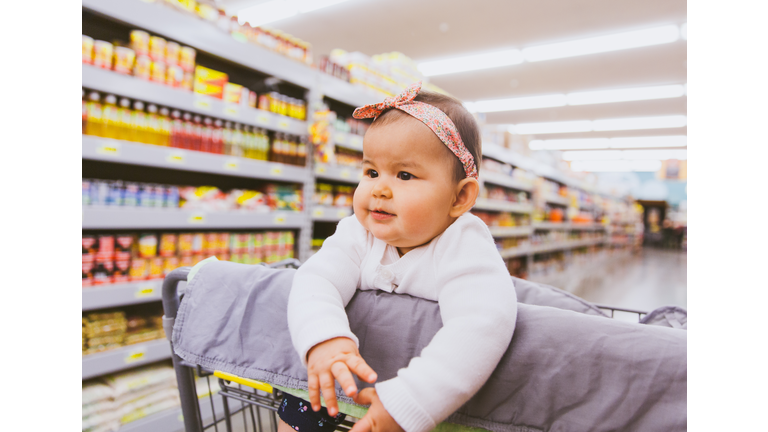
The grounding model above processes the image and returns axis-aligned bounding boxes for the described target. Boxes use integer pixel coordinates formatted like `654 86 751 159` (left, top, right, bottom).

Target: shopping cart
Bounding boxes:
161 261 649 432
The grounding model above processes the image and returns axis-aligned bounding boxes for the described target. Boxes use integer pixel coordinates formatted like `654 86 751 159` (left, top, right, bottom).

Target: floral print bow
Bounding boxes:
353 82 478 179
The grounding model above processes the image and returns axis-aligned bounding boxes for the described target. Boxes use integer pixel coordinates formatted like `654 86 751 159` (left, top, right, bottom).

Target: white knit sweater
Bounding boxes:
287 213 517 432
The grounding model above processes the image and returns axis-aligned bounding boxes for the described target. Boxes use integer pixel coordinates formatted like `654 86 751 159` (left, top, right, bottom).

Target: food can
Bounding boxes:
191 254 204 266
248 91 257 108
130 30 150 57
166 64 184 88
148 257 165 279
159 234 177 257
205 232 219 255
165 41 180 66
134 55 152 80
162 256 180 277
218 233 230 254
181 71 195 91
83 234 97 255
179 255 194 267
113 259 131 283
138 233 158 258
129 258 148 281
178 233 194 256
179 46 196 72
93 40 113 70
82 35 94 64
113 46 136 75
191 233 204 255
115 234 135 261
92 259 115 285
82 260 95 287
258 94 269 111
150 60 167 83
149 35 167 62
97 235 115 261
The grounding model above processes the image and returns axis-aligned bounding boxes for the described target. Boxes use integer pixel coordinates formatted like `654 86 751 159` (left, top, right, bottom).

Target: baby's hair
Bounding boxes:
370 90 481 183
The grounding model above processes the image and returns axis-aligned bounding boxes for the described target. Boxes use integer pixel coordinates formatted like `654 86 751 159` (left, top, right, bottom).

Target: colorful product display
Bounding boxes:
472 210 530 228
82 230 295 287
82 305 165 355
480 184 530 204
313 183 355 208
333 115 369 136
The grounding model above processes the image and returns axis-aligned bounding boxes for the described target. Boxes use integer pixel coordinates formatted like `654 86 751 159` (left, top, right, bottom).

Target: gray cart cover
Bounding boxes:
172 260 686 432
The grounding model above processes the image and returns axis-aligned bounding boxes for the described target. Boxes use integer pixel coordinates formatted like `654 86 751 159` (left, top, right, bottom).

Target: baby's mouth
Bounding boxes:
371 209 394 217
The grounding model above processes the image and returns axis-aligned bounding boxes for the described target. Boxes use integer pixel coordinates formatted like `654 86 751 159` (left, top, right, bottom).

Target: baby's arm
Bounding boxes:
375 219 518 432
288 216 375 415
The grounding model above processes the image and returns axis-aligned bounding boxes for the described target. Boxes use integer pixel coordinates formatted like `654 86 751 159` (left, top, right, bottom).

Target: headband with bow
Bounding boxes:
352 82 478 179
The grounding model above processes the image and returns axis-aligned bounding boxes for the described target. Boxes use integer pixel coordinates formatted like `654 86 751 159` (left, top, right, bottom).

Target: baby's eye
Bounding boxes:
398 172 414 181
366 169 379 178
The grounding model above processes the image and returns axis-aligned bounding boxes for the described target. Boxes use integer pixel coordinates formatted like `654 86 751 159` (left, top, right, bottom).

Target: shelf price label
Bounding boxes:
188 213 206 224
135 286 157 298
270 166 283 176
255 113 271 127
340 169 351 179
193 96 213 111
349 135 363 149
273 214 286 225
312 208 324 218
335 133 346 144
337 209 350 218
124 347 147 364
166 152 185 164
315 165 327 174
277 119 290 131
224 160 239 171
224 104 240 118
96 141 121 157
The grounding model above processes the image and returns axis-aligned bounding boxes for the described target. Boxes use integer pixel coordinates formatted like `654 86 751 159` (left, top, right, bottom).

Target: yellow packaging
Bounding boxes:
165 41 180 66
113 46 136 75
149 257 165 279
193 65 228 99
180 46 197 72
82 35 94 64
93 40 113 70
166 64 184 87
162 256 180 277
134 55 152 80
151 61 167 83
130 30 150 56
223 83 243 104
129 258 148 281
149 36 166 62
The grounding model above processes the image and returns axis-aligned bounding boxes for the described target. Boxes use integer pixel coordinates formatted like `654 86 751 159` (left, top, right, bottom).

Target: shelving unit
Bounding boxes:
82 339 171 380
311 205 352 222
481 171 534 193
474 198 533 214
334 132 365 152
313 163 362 184
119 392 227 432
82 207 305 229
83 279 170 311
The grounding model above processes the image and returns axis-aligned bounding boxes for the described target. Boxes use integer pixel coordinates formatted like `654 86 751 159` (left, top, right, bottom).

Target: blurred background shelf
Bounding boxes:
82 339 171 380
533 222 606 231
474 198 533 214
530 238 606 254
82 207 306 229
82 280 170 311
482 172 534 192
83 136 311 182
313 163 362 184
311 205 352 222
544 194 570 207
334 131 364 152
499 246 530 259
488 226 534 237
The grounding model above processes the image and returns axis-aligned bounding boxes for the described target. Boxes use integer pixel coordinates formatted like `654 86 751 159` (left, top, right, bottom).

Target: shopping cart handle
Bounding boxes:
214 370 274 393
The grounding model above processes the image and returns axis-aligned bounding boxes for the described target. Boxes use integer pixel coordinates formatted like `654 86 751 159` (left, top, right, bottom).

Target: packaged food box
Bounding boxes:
165 41 180 66
134 55 152 80
223 82 243 104
129 258 148 281
130 30 150 57
193 65 228 99
159 234 177 257
149 35 167 62
113 46 135 75
138 233 158 258
93 40 113 70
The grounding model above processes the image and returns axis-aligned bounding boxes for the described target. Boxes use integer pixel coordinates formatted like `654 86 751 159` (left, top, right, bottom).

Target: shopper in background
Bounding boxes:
284 82 517 432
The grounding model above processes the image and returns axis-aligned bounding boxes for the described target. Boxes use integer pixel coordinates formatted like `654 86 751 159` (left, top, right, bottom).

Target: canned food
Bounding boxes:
93 40 113 69
113 46 136 75
134 55 152 80
165 41 180 66
83 234 97 255
93 259 115 285
179 46 196 72
138 233 158 258
150 61 167 83
113 259 131 283
97 235 115 261
129 258 148 281
191 233 204 254
148 257 165 279
181 71 195 91
149 36 167 62
178 233 194 256
179 255 194 267
115 234 134 261
130 30 150 57
205 232 219 255
82 35 94 64
166 64 184 87
163 256 180 277
159 234 177 257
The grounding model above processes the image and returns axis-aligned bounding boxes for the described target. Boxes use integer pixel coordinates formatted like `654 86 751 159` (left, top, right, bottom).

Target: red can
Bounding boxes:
115 234 134 261
97 235 115 262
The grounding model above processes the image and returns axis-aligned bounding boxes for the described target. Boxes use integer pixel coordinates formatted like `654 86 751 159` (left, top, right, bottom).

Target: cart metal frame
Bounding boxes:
162 260 647 432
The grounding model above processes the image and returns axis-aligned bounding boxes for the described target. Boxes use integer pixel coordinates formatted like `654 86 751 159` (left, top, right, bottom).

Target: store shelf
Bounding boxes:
530 238 606 254
473 198 533 214
119 392 228 432
488 226 534 237
83 280 168 311
83 136 311 182
334 132 364 152
314 163 362 184
499 246 530 259
544 194 570 206
311 205 352 222
82 207 305 229
82 339 171 380
482 172 534 192
533 222 606 231
83 65 308 135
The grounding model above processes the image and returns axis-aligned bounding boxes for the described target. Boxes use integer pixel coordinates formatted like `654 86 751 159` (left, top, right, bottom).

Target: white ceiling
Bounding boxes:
217 0 687 140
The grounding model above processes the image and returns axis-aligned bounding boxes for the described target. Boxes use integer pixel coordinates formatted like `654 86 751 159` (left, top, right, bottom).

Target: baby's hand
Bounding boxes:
351 388 404 432
306 337 378 417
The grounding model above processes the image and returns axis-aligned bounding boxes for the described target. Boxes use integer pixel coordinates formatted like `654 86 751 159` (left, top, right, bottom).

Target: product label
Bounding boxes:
96 142 121 156
335 133 346 144
124 347 147 364
135 286 157 298
312 207 324 217
166 152 185 164
273 214 286 225
224 160 239 171
193 96 213 111
340 169 351 179
188 213 206 224
255 113 271 126
315 165 327 174
270 166 283 176
277 119 290 131
224 104 240 118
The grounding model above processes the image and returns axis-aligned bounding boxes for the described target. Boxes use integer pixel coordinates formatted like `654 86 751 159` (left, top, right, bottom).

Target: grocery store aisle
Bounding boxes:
576 248 687 312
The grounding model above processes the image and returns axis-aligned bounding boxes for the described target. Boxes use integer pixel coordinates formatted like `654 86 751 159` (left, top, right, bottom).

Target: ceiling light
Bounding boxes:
570 160 662 172
592 115 687 131
510 120 593 135
563 149 687 161
609 135 686 148
522 25 680 62
566 84 685 105
237 0 298 27
529 138 610 150
417 49 524 77
472 94 567 112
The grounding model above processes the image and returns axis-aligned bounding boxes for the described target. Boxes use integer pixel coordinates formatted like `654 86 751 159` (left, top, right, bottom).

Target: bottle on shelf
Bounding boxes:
231 123 244 157
257 128 269 161
82 89 87 134
222 121 233 155
130 101 147 144
201 117 213 153
84 91 103 137
297 136 307 166
212 119 224 154
181 112 193 150
158 107 172 146
117 97 133 141
146 104 161 145
192 115 203 151
170 110 183 148
270 133 281 163
243 125 256 159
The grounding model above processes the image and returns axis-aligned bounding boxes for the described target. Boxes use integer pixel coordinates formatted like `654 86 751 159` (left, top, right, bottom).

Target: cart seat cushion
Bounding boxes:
173 260 686 432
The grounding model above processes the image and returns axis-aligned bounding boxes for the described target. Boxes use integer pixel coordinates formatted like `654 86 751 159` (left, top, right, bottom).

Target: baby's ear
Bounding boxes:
450 178 480 217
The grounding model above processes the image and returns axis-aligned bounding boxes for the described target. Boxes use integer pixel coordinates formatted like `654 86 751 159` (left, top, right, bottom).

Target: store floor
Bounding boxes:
573 248 687 313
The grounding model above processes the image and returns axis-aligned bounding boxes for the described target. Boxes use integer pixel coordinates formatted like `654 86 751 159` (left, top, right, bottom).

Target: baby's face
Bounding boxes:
353 116 459 255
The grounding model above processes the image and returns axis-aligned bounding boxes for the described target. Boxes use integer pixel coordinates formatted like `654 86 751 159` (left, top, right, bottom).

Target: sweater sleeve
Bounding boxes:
287 215 369 367
375 216 518 432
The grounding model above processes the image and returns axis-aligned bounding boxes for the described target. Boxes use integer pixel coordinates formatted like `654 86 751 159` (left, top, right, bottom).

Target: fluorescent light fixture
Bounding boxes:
522 25 680 62
563 149 687 161
593 115 687 131
609 135 686 148
680 23 687 40
470 83 686 113
510 120 593 135
237 0 298 27
570 160 663 172
417 49 524 77
295 0 351 12
472 94 567 112
566 84 685 105
529 138 610 150
513 115 686 135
